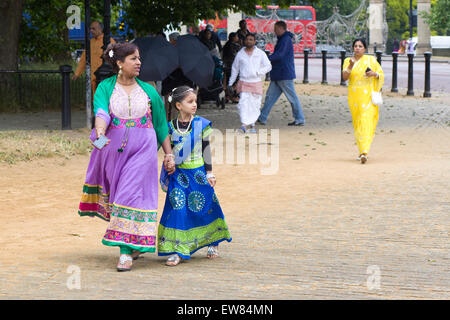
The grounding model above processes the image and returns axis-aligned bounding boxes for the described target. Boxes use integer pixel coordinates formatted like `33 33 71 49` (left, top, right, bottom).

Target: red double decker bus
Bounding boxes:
244 5 317 55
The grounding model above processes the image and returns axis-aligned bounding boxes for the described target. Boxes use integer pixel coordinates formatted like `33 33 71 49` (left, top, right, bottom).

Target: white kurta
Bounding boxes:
229 47 272 126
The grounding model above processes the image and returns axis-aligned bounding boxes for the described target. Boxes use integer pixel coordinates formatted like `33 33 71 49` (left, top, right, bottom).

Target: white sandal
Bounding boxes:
117 254 133 272
360 154 368 164
207 246 219 259
166 254 182 266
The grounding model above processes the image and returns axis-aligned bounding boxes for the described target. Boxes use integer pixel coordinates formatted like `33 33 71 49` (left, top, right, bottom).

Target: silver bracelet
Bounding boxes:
206 173 215 179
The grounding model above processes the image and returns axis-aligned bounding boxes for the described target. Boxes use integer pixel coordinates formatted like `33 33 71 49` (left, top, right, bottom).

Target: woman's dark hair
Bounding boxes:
103 42 139 73
352 38 367 49
228 32 237 41
169 86 196 108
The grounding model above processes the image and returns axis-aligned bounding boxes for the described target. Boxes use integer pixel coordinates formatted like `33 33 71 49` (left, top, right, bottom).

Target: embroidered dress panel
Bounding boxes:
110 84 149 119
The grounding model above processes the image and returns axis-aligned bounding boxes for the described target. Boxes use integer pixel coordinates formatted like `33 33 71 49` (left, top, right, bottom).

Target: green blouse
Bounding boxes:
93 75 168 148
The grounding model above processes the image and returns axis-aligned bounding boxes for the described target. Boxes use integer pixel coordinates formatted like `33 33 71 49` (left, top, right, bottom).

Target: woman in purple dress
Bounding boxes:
78 42 175 272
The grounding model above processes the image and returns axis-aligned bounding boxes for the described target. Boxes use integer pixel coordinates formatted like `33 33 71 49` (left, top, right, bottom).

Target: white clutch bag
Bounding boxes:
371 90 383 106
369 57 383 106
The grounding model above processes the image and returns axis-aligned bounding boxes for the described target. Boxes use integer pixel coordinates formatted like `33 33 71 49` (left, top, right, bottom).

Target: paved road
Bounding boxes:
295 58 450 93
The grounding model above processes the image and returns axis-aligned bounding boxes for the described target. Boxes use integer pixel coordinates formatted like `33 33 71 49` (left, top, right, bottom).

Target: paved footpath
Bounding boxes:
0 87 449 299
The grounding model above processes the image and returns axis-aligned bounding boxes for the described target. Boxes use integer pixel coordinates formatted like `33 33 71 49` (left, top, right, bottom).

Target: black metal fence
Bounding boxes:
0 67 85 114
302 49 433 98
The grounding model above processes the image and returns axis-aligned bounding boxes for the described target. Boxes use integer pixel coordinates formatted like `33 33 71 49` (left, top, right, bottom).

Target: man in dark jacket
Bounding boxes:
258 21 305 126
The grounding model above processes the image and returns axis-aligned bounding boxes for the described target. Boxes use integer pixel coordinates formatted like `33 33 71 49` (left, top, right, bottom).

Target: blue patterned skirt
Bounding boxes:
158 166 232 259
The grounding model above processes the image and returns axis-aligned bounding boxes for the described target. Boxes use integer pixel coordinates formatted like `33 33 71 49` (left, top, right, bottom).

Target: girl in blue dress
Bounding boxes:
158 86 232 266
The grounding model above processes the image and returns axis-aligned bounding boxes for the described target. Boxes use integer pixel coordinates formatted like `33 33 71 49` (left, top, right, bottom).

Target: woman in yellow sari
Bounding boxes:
342 38 384 164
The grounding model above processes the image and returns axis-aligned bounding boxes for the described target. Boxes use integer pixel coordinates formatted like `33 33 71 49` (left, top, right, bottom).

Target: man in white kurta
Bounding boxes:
228 33 272 133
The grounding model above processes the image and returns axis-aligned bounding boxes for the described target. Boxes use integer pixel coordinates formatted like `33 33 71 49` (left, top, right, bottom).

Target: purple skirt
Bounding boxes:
78 111 159 253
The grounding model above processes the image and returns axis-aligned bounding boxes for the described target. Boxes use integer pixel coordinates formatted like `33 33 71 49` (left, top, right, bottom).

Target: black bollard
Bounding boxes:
60 65 72 130
407 53 414 96
303 48 309 84
376 50 382 66
321 49 328 84
423 52 432 98
391 52 398 93
340 50 346 86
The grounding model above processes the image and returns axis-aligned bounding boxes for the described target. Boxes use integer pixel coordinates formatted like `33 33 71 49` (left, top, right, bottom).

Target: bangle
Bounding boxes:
206 173 215 179
344 68 351 74
164 154 175 159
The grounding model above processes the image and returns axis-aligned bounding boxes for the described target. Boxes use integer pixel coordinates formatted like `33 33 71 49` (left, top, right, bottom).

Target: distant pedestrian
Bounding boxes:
342 38 384 164
222 32 242 103
72 21 116 94
228 33 272 133
236 20 250 46
258 21 305 126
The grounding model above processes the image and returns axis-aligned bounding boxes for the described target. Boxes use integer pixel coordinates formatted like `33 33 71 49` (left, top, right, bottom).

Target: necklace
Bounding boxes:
176 115 194 134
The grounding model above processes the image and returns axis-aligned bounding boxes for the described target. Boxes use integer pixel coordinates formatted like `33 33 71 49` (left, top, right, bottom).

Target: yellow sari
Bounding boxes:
343 54 384 155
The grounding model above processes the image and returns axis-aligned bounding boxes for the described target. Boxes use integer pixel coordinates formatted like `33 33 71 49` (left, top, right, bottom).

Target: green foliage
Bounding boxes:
422 0 450 35
124 0 308 35
386 0 414 41
20 0 119 62
312 0 362 21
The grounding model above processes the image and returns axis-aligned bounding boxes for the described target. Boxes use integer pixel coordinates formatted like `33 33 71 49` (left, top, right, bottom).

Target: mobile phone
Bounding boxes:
92 134 109 149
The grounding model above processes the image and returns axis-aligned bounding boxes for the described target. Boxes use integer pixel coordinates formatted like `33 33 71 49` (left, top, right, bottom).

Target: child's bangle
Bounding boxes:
206 173 215 179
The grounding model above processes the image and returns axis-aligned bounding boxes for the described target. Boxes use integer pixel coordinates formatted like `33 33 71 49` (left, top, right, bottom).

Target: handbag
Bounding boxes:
369 57 383 106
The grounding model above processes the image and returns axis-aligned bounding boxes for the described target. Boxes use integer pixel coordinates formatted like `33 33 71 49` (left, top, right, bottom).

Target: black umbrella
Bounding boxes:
132 36 179 81
175 34 215 88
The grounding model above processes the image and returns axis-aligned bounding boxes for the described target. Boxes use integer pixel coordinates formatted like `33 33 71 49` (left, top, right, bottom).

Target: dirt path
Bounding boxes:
0 85 449 299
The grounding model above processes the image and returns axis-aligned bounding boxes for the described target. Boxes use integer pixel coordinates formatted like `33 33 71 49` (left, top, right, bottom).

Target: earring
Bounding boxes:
118 66 123 77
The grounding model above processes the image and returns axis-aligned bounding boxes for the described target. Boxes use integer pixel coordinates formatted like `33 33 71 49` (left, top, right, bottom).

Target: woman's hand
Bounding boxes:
348 57 355 69
94 127 110 148
365 70 379 78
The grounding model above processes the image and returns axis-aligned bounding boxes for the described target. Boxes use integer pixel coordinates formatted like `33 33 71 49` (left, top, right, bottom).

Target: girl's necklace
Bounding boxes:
176 115 193 134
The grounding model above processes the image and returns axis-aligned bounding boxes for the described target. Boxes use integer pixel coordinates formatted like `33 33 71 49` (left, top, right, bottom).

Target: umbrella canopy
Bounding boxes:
132 36 179 81
175 34 215 88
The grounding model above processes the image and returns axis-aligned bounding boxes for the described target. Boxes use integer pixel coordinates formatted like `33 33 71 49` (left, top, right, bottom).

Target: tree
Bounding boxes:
422 0 450 35
123 0 315 36
0 0 23 70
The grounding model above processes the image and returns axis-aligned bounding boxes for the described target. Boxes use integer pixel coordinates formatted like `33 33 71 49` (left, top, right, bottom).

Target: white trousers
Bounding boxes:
238 92 262 126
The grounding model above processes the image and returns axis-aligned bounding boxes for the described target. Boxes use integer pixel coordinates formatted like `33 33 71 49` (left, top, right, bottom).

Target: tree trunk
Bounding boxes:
0 0 23 70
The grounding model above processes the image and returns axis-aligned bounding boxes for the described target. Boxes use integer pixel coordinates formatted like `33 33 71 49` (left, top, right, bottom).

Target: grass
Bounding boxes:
0 130 92 165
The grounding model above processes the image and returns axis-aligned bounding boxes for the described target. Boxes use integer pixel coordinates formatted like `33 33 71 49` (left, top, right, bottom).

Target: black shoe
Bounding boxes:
256 119 266 125
288 121 305 126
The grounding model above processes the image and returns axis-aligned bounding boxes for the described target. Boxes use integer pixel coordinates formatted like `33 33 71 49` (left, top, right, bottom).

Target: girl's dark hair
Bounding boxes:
103 42 139 73
169 85 196 108
352 38 367 49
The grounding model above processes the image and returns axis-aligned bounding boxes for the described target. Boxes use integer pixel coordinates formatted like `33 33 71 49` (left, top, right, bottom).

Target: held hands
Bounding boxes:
164 154 176 175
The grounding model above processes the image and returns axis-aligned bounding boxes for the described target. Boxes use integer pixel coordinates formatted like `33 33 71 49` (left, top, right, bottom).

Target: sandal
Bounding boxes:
360 154 368 164
117 254 133 272
166 254 182 266
207 246 219 259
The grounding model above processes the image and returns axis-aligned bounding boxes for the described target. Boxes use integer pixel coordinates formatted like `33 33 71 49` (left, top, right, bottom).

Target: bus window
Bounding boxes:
294 9 313 21
255 9 273 17
276 9 294 20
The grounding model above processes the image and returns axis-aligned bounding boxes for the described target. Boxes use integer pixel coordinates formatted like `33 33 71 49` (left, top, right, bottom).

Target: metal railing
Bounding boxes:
302 49 433 98
0 65 85 129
